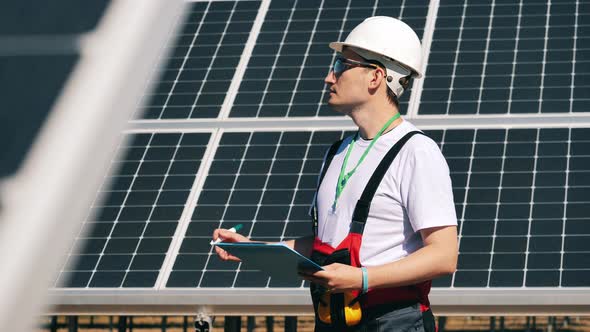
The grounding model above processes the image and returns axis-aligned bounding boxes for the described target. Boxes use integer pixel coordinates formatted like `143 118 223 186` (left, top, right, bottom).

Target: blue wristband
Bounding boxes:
361 267 368 294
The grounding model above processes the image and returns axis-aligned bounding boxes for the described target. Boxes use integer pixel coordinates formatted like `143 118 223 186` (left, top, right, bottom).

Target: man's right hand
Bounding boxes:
212 228 250 262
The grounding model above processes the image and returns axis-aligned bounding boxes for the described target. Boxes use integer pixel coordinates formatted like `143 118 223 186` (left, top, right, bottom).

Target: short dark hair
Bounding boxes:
386 87 400 108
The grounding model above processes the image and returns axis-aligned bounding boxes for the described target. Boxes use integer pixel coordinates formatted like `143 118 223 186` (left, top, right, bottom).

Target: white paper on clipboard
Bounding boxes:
215 242 323 280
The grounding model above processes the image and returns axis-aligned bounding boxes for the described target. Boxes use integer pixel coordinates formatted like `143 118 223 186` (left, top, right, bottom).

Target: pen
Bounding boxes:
210 224 243 245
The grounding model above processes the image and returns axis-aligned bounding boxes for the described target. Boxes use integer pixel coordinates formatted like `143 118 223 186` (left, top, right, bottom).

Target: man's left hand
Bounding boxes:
299 263 363 293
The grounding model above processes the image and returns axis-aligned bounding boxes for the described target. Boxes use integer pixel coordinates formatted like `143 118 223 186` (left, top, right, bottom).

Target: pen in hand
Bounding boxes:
210 224 243 245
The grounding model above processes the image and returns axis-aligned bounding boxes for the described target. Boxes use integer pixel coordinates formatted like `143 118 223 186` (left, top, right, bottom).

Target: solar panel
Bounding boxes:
432 127 590 287
229 0 429 118
420 0 589 115
0 1 109 35
166 130 348 287
56 132 211 288
138 1 261 120
161 127 590 289
49 0 590 316
0 1 110 178
0 0 186 327
0 55 77 178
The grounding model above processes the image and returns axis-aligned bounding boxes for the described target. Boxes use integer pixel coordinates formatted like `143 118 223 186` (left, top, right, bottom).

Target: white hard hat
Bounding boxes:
329 16 423 97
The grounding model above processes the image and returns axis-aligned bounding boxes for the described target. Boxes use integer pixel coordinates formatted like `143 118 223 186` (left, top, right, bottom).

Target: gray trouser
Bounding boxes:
314 303 436 332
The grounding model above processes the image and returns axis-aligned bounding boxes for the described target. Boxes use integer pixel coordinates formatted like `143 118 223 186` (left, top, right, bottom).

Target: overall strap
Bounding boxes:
312 139 344 234
351 131 426 230
318 139 344 187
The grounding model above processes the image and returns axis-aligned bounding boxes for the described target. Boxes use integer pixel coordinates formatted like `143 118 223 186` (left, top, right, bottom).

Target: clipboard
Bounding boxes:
215 242 323 280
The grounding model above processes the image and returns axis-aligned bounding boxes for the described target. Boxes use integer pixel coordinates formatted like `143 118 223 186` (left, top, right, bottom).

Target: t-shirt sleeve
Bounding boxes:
399 138 458 231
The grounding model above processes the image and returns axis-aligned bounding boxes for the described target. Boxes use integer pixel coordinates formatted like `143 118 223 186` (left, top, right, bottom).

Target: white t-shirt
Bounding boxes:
316 120 457 266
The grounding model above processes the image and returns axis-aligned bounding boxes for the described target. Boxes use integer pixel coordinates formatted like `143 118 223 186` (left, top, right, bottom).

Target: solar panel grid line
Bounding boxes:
104 134 191 288
84 134 156 288
200 129 351 288
522 129 540 287
284 0 326 117
422 1 589 115
195 130 256 288
474 0 496 115
253 0 299 118
485 129 508 287
568 1 579 114
53 136 129 288
186 1 240 119
228 0 429 118
227 131 287 288
157 130 218 289
132 8 189 120
0 35 80 56
444 0 469 116
506 1 524 115
450 126 476 287
558 128 571 286
406 0 439 118
157 2 213 120
217 0 271 119
278 130 314 244
536 0 552 114
229 131 312 288
311 0 351 117
58 131 212 288
141 0 263 119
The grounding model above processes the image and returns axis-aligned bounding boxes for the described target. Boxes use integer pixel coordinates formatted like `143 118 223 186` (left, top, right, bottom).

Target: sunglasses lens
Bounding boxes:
333 58 345 74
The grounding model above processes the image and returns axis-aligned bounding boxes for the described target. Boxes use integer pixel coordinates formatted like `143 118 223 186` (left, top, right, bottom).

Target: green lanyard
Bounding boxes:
333 113 401 211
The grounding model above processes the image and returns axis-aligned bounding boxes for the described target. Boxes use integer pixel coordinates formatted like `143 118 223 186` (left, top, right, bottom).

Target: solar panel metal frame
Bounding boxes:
48 0 590 316
0 0 187 329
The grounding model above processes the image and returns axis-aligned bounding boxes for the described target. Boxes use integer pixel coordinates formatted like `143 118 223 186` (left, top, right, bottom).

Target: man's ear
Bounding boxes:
368 67 386 91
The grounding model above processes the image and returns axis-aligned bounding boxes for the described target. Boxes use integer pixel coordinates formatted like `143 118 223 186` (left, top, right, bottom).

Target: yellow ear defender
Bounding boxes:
317 290 362 326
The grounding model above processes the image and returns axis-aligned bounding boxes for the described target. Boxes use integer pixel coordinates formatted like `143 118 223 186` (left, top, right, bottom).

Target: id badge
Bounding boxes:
323 209 339 244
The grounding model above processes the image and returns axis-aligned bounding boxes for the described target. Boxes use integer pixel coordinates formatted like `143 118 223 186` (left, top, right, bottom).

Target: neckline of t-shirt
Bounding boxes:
355 120 410 147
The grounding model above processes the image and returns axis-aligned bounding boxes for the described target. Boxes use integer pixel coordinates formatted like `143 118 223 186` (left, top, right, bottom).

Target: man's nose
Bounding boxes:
324 69 336 84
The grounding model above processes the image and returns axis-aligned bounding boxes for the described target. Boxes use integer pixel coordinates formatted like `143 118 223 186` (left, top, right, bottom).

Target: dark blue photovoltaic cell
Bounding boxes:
436 128 590 287
229 0 429 118
0 1 109 35
167 130 350 287
0 55 77 178
56 132 211 288
1 1 110 178
420 0 590 115
167 127 590 289
139 1 261 119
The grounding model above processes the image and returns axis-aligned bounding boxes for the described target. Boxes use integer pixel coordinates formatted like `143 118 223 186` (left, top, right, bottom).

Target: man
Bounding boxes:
213 16 458 331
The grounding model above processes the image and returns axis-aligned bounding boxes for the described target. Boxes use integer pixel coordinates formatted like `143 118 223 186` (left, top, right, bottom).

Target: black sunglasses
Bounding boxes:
332 56 382 76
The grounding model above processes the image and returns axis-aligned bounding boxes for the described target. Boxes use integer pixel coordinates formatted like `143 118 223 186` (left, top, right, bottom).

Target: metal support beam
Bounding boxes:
50 316 58 332
224 316 241 332
247 316 256 332
67 316 78 332
118 316 127 332
284 316 297 332
266 317 274 332
438 316 446 332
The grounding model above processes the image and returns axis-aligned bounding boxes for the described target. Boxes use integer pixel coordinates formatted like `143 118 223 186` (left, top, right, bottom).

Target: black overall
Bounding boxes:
310 131 436 332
